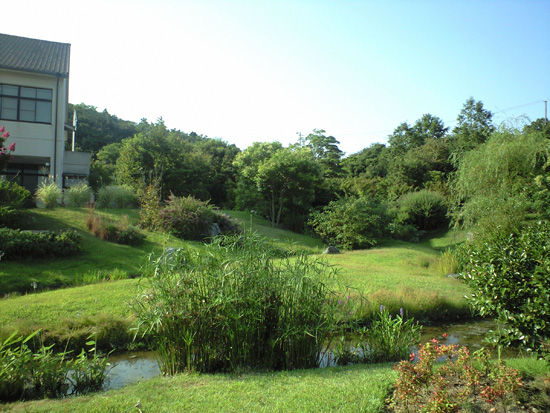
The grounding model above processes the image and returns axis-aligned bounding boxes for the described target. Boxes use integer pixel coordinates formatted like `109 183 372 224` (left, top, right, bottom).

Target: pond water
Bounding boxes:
103 319 515 391
105 351 160 391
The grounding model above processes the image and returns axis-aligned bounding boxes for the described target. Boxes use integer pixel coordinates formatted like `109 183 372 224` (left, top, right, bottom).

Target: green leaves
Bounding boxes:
461 221 550 362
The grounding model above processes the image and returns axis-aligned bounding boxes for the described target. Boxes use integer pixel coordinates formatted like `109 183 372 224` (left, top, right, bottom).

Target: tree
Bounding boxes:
68 103 136 153
233 142 284 213
234 143 322 228
300 129 344 177
342 143 388 179
451 126 550 234
523 117 550 140
385 115 450 198
115 121 213 200
255 147 321 227
450 97 495 162
388 114 448 155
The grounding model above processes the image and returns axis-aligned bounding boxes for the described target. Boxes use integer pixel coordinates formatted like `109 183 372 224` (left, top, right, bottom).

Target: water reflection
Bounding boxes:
106 352 160 390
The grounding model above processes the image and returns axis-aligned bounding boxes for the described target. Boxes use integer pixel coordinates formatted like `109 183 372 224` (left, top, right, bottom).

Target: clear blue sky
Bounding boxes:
3 0 549 155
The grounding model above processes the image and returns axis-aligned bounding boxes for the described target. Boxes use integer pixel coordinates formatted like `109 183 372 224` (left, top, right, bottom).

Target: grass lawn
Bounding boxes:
0 207 471 351
0 208 190 295
2 363 397 412
324 241 471 322
225 210 325 253
4 356 549 412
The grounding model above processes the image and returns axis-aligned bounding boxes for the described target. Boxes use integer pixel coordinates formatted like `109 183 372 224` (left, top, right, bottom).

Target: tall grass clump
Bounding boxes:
35 181 61 208
431 248 460 276
335 307 422 365
158 194 240 241
132 232 340 374
65 183 92 207
96 185 138 208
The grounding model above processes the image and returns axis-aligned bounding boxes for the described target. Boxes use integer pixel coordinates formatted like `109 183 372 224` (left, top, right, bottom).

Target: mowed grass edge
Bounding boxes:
2 363 397 412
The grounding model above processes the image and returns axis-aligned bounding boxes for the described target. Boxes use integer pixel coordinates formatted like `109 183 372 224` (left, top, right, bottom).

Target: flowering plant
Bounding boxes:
389 338 522 412
0 125 16 170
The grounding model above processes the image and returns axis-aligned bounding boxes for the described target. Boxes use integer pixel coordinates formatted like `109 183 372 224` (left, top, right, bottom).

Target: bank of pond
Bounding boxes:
2 318 550 412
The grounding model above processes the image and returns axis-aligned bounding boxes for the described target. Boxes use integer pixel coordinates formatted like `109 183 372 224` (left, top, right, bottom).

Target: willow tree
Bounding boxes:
451 126 550 235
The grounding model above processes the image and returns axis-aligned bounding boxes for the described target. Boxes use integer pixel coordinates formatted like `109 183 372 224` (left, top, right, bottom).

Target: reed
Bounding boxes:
132 232 341 374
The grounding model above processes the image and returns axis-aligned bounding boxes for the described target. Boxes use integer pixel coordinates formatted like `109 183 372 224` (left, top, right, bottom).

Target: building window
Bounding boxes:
0 84 53 124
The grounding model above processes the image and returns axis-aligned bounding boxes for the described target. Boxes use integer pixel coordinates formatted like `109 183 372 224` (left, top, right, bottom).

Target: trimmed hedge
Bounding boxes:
0 228 81 260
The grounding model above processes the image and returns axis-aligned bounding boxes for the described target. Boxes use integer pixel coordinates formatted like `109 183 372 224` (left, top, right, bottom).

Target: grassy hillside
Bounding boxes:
0 207 471 351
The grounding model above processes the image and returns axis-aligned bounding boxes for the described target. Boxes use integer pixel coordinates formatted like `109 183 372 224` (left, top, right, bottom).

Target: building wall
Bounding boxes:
0 68 68 188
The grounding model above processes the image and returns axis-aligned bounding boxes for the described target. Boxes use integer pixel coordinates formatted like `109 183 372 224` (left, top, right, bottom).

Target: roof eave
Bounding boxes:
0 65 69 77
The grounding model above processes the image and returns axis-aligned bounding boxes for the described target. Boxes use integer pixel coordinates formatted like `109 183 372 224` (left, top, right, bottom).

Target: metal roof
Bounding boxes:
0 33 70 77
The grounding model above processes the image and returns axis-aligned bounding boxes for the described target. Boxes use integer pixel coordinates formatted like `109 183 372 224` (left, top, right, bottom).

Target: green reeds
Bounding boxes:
335 307 422 365
132 232 341 374
0 331 109 402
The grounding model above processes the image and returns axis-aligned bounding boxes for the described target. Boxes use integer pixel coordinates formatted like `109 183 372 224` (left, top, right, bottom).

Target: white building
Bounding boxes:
0 33 90 191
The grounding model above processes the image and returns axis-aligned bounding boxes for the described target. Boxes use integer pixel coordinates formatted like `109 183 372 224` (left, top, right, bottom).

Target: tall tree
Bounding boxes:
388 114 448 155
255 147 322 227
450 97 495 162
301 129 344 177
234 143 322 227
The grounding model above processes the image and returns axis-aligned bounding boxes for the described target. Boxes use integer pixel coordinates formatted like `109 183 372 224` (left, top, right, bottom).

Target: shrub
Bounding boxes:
0 180 30 208
308 197 390 250
396 190 448 230
96 185 138 208
389 340 522 411
0 228 80 260
159 194 239 241
461 221 550 363
0 125 15 171
35 181 62 208
65 183 92 207
139 180 162 231
0 181 32 228
132 234 341 374
388 222 419 242
86 210 145 246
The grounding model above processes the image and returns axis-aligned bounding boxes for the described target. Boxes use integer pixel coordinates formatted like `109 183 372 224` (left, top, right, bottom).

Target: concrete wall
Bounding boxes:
63 151 91 175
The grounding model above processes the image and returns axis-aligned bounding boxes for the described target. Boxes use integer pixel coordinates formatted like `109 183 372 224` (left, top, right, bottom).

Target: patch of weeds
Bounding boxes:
86 208 145 246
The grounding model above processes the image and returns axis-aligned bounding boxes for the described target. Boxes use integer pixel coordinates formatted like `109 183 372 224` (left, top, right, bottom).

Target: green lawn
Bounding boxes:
225 210 325 253
2 363 397 412
0 207 471 350
4 356 549 412
0 208 190 295
324 242 471 322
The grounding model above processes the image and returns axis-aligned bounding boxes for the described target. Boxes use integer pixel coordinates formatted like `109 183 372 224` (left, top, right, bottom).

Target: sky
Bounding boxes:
2 0 549 155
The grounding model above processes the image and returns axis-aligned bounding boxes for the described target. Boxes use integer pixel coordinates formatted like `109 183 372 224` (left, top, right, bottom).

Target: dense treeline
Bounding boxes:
68 98 550 246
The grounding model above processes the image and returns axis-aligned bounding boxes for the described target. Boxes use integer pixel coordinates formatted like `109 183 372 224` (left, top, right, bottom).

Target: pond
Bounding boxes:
105 351 160 391
102 319 516 391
